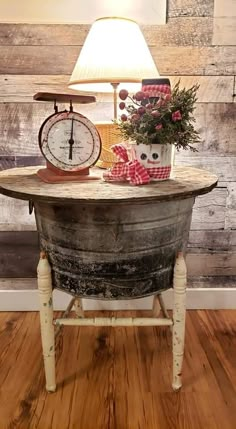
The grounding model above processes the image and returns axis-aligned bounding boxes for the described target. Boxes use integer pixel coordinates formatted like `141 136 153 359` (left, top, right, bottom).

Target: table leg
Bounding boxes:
152 294 161 317
74 298 84 318
172 252 187 391
37 252 56 392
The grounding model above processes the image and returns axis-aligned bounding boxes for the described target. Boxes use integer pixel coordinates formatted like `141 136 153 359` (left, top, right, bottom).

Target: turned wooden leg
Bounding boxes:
152 294 161 317
158 294 171 320
172 252 187 391
74 298 84 318
37 252 56 392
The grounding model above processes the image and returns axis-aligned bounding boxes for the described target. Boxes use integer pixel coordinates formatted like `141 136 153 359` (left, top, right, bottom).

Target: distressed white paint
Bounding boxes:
39 253 185 391
0 0 166 25
158 293 171 320
37 253 56 392
152 295 161 317
74 298 84 318
54 317 173 326
172 252 187 391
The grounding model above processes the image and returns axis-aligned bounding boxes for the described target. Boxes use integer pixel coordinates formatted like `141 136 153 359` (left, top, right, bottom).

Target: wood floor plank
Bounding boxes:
0 310 235 428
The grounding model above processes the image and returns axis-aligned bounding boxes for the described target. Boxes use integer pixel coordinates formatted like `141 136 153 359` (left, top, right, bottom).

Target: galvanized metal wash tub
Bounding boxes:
0 166 218 301
34 197 194 299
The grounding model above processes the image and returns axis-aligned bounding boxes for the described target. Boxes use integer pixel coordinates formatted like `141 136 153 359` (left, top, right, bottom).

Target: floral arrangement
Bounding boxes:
115 81 200 151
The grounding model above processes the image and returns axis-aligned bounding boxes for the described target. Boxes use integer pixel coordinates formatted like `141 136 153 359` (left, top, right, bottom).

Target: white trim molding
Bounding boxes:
0 288 236 311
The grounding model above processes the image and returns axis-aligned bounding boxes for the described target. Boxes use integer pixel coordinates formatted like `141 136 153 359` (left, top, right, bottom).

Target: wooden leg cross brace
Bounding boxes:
37 252 187 392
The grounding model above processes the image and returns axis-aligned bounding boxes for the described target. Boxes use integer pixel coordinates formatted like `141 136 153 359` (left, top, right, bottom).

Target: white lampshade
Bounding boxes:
68 16 159 93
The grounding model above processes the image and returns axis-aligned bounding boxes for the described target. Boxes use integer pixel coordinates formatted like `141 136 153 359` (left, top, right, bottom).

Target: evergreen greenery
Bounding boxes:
115 81 200 151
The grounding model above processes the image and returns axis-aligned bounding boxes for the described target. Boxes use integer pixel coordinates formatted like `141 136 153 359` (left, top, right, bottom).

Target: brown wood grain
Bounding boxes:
188 230 236 251
168 0 214 17
0 182 225 232
0 46 235 75
33 92 95 103
0 278 37 290
0 310 235 428
190 310 236 416
0 103 112 155
0 156 45 170
0 194 36 231
0 231 39 277
173 76 234 103
1 75 234 103
214 0 236 17
151 46 236 76
0 13 235 291
1 230 235 278
190 187 227 230
225 183 236 229
0 75 79 103
0 103 235 156
0 276 235 290
0 19 213 47
142 18 214 46
0 23 90 46
186 252 236 276
175 154 236 182
194 103 236 153
213 17 236 45
188 276 236 288
0 166 217 203
0 156 15 170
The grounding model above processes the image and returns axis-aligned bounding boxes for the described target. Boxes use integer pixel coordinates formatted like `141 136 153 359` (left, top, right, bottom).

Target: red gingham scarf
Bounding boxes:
103 144 171 186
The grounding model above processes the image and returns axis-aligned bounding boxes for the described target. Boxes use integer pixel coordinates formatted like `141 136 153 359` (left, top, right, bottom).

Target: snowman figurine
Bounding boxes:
131 143 173 181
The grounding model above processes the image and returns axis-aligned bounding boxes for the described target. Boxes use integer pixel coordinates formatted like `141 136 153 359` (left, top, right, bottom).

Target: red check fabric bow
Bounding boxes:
103 144 171 186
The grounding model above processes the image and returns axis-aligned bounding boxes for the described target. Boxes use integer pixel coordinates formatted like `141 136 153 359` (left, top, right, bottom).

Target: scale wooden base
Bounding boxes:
37 164 100 183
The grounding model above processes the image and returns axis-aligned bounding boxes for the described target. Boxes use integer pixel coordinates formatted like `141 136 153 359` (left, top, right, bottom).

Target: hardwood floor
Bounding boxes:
0 310 235 429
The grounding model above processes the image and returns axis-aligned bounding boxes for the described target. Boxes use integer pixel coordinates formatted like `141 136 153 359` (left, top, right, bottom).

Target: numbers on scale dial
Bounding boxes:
40 111 101 171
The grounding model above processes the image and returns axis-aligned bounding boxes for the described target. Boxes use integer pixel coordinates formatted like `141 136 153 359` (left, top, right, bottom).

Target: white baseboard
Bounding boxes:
0 288 236 311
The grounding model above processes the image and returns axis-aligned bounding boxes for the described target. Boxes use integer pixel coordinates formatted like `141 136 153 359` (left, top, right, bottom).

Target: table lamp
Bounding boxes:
68 16 159 168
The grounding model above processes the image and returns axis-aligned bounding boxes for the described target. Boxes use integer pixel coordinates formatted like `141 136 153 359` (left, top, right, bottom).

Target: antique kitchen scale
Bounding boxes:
34 92 102 183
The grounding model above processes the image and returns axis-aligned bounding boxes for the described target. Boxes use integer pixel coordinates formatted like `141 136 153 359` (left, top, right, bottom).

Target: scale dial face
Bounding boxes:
39 110 101 172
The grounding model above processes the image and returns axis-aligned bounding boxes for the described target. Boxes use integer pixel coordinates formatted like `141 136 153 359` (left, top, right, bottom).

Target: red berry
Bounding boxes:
119 102 126 110
121 114 127 121
131 114 140 121
119 89 128 100
164 94 171 101
138 106 146 115
151 110 160 118
134 91 146 101
146 103 153 110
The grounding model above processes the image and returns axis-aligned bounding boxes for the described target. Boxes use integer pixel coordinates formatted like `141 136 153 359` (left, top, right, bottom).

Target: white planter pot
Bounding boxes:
130 143 174 181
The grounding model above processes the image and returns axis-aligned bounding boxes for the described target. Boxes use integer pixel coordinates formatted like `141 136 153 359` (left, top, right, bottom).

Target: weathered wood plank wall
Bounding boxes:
0 0 235 289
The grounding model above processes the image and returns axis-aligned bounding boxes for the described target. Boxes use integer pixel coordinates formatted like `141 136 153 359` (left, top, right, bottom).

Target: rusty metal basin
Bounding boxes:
34 197 194 299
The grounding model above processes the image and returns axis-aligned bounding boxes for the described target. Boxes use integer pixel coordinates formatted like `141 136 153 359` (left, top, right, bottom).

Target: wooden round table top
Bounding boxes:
0 166 218 204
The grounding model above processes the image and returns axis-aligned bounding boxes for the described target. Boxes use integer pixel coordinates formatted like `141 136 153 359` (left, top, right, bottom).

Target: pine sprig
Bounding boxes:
115 81 200 151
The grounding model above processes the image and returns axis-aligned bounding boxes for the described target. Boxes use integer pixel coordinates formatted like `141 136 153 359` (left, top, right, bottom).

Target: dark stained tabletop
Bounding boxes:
0 166 218 204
